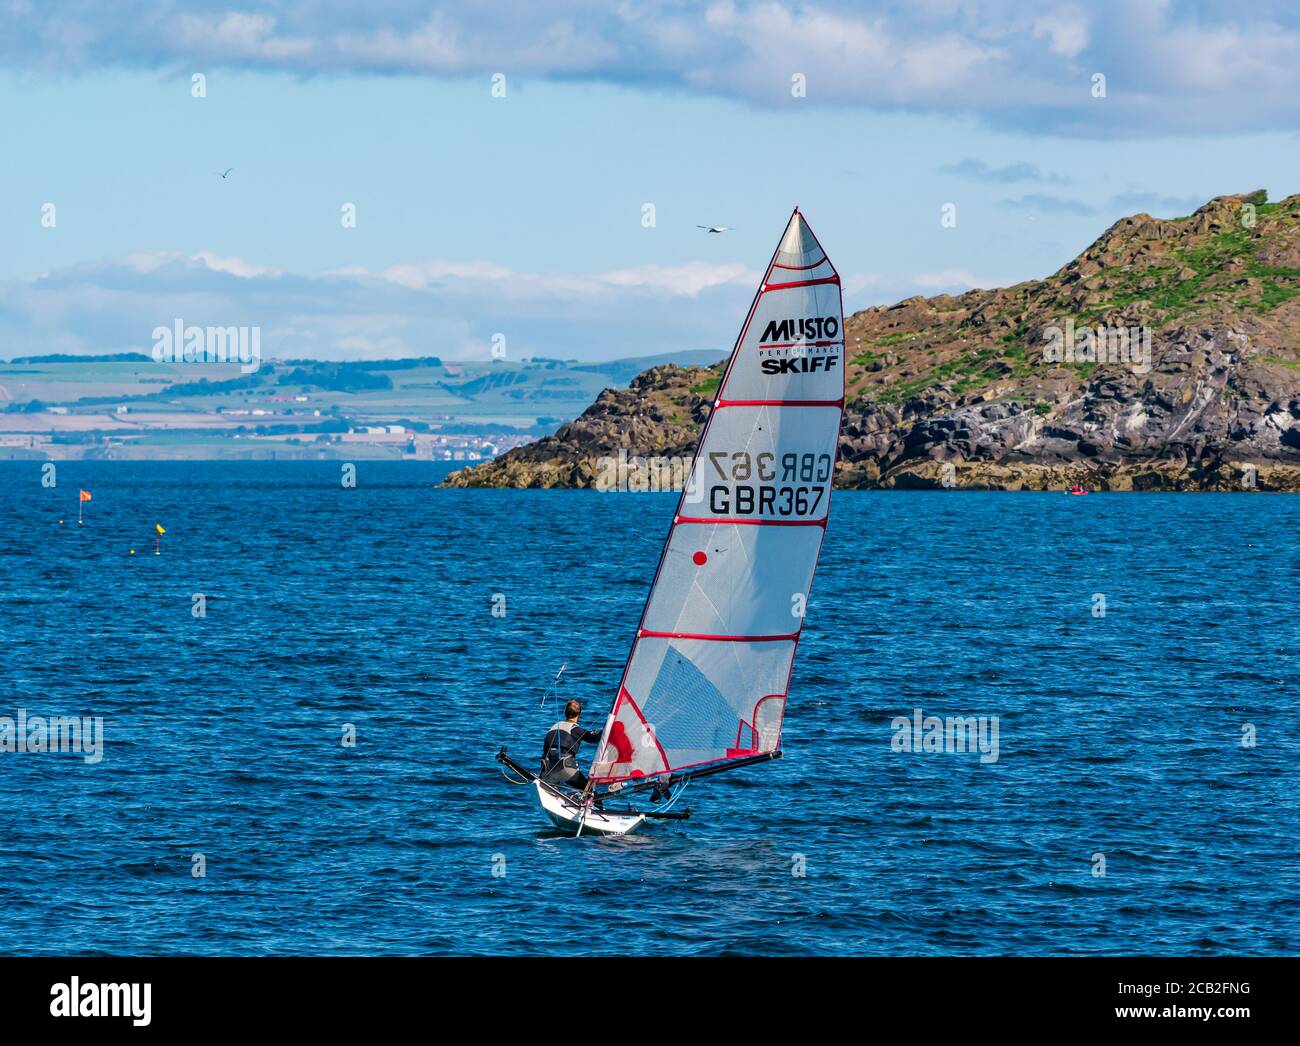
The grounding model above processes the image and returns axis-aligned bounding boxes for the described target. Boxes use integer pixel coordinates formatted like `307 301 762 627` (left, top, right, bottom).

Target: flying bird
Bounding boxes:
696 225 732 234
217 168 234 180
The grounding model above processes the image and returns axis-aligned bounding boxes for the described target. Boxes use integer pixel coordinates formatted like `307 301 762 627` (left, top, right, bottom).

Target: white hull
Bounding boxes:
534 781 645 836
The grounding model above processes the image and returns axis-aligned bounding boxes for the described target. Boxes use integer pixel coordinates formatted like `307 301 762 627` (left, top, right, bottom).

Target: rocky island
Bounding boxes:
445 191 1300 491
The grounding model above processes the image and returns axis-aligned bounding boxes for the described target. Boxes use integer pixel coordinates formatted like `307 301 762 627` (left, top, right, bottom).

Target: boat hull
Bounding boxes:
534 781 645 836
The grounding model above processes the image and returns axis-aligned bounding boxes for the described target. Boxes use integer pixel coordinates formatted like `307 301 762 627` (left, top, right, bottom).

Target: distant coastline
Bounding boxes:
0 351 722 463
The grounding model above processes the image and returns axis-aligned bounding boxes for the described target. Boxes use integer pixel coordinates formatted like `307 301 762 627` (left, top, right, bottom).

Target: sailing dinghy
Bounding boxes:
498 208 844 836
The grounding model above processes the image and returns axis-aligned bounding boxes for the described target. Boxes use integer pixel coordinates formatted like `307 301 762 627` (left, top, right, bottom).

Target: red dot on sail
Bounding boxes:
693 551 707 566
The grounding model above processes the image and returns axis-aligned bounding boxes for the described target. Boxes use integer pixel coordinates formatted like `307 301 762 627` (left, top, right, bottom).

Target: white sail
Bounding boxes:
590 210 843 784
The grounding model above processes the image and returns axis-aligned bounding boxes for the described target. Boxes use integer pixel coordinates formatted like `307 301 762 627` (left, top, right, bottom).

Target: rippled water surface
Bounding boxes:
1 461 1296 955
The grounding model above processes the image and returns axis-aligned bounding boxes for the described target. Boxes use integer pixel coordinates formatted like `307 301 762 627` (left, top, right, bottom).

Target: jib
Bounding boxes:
761 356 839 374
758 316 839 342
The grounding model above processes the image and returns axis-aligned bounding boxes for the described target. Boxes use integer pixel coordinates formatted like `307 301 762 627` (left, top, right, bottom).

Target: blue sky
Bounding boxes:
3 2 1300 362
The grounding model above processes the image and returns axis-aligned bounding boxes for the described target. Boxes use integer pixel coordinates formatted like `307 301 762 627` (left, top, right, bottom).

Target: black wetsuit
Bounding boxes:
541 720 602 789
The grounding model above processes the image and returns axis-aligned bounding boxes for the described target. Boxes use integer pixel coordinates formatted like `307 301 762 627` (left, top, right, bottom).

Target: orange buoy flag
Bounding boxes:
79 490 92 501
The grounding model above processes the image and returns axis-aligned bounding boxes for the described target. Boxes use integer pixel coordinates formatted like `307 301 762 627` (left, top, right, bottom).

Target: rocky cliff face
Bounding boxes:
446 191 1300 491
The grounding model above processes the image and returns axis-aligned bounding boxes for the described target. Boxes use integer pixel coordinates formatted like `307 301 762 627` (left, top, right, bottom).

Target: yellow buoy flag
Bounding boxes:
155 523 166 535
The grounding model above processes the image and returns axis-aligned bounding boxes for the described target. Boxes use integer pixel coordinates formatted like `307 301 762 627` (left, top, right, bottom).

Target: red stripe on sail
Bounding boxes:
762 275 840 292
637 629 799 643
771 257 829 271
675 516 827 527
715 398 845 408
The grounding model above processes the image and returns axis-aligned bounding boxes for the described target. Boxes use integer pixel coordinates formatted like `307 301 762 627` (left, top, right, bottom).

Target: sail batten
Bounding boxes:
590 209 843 786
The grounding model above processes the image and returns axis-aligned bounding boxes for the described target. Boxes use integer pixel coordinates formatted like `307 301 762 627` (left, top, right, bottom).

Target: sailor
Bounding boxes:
541 700 603 790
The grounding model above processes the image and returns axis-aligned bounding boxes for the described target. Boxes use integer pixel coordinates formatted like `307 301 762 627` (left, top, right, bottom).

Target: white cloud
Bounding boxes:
360 260 516 290
702 1 1002 102
190 251 283 279
4 1 1299 135
597 262 757 296
320 259 755 299
0 251 766 363
121 252 176 274
176 12 314 62
333 21 462 70
1032 8 1090 59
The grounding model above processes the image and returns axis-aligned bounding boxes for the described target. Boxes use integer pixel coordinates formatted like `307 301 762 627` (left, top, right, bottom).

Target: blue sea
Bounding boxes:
1 461 1296 956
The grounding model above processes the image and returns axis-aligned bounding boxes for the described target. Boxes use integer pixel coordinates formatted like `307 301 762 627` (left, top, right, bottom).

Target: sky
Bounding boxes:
2 1 1300 362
